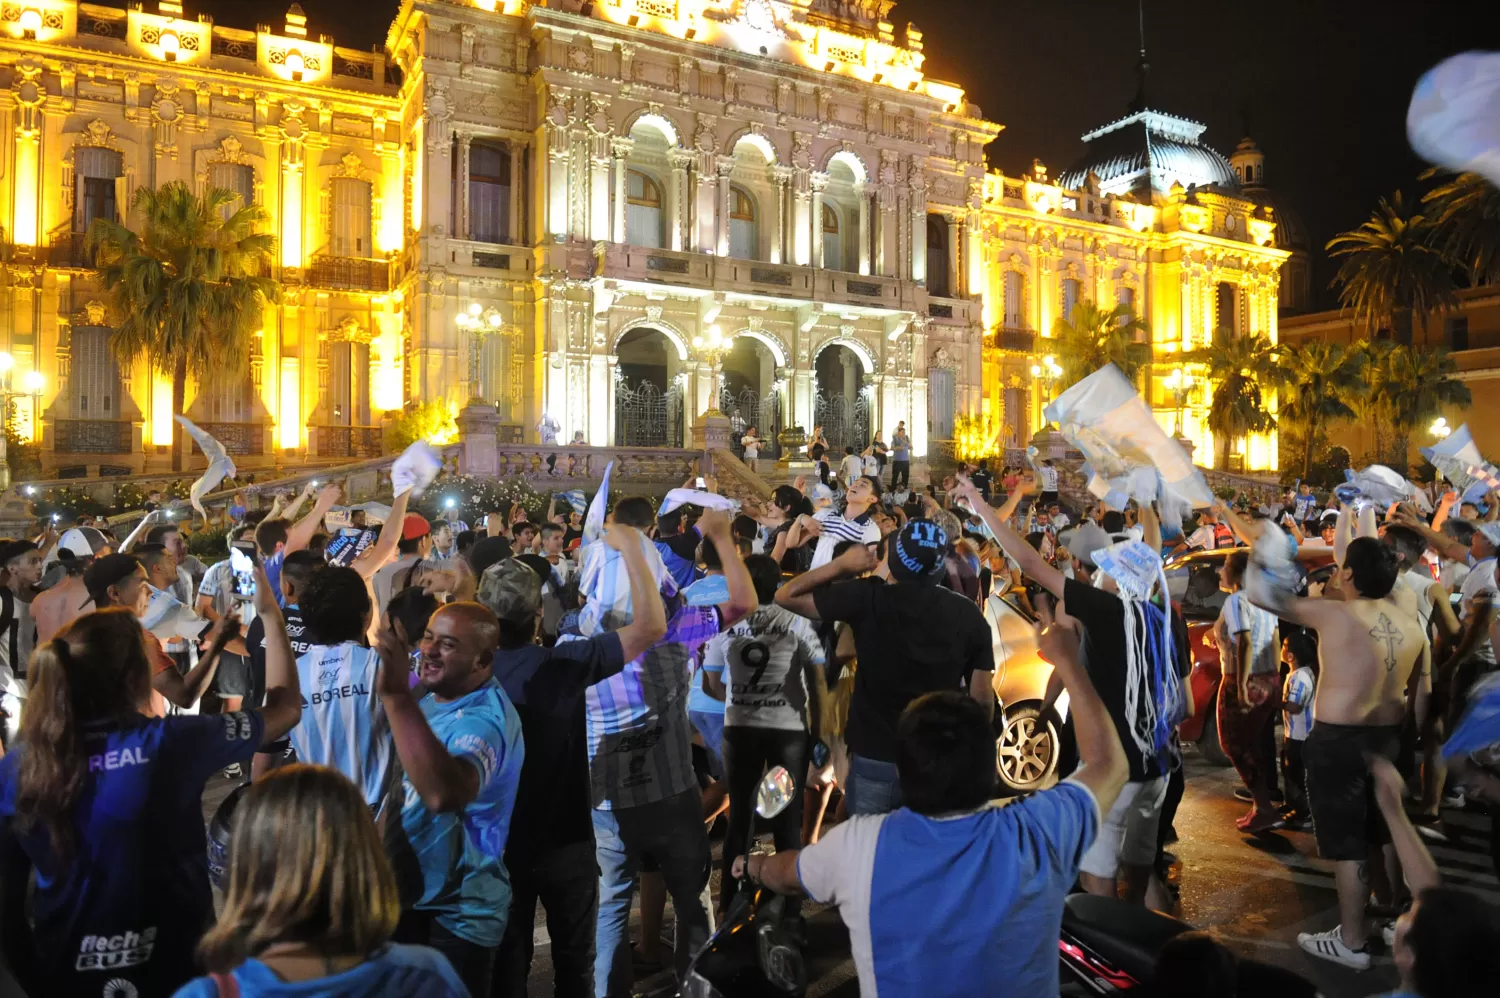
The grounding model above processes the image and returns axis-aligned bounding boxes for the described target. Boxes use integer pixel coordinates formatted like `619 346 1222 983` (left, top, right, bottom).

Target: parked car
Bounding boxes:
1162 546 1336 765
986 580 1072 794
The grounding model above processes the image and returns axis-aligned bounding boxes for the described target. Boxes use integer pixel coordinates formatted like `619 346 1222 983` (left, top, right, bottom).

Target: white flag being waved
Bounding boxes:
174 415 236 522
390 439 442 497
1043 364 1214 522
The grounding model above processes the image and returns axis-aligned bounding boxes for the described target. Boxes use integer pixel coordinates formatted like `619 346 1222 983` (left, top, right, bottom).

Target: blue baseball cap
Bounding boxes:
889 519 948 583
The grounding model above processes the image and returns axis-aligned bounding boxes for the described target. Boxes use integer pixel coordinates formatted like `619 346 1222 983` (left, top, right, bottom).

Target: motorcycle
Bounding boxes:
683 765 806 998
1059 893 1318 996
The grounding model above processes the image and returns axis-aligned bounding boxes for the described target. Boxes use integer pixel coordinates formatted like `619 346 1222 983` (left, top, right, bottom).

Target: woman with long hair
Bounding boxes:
175 765 467 997
0 560 301 998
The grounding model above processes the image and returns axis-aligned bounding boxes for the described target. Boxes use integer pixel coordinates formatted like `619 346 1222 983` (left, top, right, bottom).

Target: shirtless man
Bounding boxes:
1246 536 1431 970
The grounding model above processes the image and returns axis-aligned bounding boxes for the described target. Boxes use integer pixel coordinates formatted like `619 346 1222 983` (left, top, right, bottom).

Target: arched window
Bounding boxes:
625 169 664 248
927 214 950 297
1003 271 1025 328
329 177 373 258
822 203 842 272
1062 278 1081 323
207 162 254 220
469 141 512 244
1216 282 1238 334
729 185 758 260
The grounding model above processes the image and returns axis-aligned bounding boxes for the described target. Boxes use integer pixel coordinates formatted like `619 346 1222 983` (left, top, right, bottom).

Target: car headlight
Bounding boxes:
682 970 721 998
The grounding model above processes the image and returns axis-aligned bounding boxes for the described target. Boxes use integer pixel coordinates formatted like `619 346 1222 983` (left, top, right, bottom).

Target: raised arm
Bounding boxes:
1430 490 1457 533
279 482 316 523
1333 505 1356 567
250 559 303 743
699 509 755 626
375 624 482 813
352 488 413 580
603 524 669 661
1391 509 1469 563
153 618 229 709
1244 558 1347 632
286 483 341 555
1038 610 1128 814
118 511 161 554
951 479 1065 597
774 544 876 621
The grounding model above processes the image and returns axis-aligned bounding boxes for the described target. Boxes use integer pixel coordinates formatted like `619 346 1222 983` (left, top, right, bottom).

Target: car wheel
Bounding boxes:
996 705 1059 793
1196 710 1231 767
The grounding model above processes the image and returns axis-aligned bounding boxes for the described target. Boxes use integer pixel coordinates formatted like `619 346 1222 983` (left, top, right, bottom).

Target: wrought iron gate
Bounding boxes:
614 377 684 448
719 386 780 459
814 389 869 453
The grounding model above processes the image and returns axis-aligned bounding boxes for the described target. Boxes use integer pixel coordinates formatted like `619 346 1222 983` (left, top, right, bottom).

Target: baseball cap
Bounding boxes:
0 539 36 567
888 519 948 583
466 536 513 577
82 553 142 607
401 513 432 541
477 558 542 624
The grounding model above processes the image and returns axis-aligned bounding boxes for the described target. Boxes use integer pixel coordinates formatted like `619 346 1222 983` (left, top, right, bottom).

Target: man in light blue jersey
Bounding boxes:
377 600 525 998
287 565 394 816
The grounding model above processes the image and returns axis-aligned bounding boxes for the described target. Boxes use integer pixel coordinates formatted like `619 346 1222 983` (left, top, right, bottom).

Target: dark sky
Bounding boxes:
196 0 1500 309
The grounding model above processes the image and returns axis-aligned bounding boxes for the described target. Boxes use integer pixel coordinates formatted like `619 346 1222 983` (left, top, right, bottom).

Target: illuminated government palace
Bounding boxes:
0 0 1306 477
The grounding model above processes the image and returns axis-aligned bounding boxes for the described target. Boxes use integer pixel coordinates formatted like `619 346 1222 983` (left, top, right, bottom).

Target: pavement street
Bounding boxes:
192 742 1498 998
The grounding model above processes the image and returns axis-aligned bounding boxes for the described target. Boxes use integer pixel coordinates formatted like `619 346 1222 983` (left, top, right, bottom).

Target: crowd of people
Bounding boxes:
0 434 1495 998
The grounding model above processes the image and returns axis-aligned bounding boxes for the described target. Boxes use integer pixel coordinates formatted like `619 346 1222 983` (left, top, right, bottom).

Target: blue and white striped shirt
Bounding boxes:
1221 591 1279 676
810 507 881 570
289 641 396 815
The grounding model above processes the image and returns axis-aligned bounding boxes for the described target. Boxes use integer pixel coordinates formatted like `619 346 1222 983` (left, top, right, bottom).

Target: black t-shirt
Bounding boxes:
245 605 312 709
769 521 813 575
813 578 994 763
970 468 994 500
493 632 626 863
1062 578 1175 782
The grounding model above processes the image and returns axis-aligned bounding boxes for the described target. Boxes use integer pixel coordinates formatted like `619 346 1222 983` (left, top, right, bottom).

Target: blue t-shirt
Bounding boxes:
0 711 265 997
171 943 466 998
796 781 1099 998
655 528 703 591
393 678 524 948
265 548 287 607
289 642 394 816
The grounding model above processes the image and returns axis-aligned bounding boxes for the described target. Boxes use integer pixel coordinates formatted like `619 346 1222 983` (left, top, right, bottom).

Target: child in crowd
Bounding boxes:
1280 630 1318 830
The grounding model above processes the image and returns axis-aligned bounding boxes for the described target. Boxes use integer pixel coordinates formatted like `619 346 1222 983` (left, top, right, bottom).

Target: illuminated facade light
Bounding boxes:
159 29 179 61
18 8 39 40
285 49 304 81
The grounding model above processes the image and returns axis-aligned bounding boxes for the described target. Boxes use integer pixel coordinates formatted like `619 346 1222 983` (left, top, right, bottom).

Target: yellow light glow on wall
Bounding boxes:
11 134 37 246
373 328 403 411
279 358 301 449
378 170 403 254
410 130 423 234
1247 432 1274 472
281 168 303 267
6 2 68 43
151 370 173 446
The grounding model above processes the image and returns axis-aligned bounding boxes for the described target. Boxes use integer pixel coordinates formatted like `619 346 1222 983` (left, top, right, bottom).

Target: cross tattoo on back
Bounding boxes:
1369 612 1404 674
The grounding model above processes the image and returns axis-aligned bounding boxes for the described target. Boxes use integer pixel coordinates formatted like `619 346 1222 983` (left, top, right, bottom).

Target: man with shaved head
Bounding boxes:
376 600 525 996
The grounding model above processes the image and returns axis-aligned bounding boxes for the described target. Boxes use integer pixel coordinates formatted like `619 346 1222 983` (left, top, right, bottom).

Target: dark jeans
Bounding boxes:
720 726 807 909
846 753 903 815
1282 737 1308 814
592 790 712 997
1156 763 1186 861
493 840 599 998
890 460 910 490
395 907 497 998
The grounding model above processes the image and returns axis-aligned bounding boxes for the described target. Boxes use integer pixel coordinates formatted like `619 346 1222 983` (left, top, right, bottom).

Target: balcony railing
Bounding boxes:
48 233 93 270
55 419 133 454
993 328 1036 353
313 425 383 459
306 254 392 292
191 422 266 456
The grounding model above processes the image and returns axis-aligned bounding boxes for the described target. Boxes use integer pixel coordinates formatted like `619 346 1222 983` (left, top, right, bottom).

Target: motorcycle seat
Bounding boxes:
1062 893 1191 980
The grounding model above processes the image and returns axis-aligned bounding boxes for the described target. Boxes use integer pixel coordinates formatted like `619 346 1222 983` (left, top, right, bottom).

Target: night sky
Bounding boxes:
192 0 1500 309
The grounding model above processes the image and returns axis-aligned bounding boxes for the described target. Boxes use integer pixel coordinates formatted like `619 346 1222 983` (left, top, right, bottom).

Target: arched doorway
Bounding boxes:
614 327 684 447
719 336 780 460
814 343 870 454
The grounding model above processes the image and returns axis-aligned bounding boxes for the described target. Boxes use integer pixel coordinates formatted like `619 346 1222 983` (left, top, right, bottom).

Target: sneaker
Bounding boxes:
1297 925 1371 970
1379 920 1397 948
221 763 243 780
1234 786 1285 804
1280 812 1312 831
1441 791 1466 809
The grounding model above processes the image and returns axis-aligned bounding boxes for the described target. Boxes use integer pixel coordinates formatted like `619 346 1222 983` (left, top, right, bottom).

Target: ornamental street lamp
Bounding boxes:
692 324 735 417
0 351 45 491
1430 416 1452 440
1165 367 1197 436
456 302 505 403
1029 354 1063 407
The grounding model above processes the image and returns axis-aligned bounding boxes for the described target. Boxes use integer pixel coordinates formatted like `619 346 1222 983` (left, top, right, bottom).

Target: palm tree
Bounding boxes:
1384 344 1472 467
86 182 278 471
1183 327 1285 469
1277 340 1365 479
1327 191 1458 342
1423 170 1500 287
1049 299 1151 389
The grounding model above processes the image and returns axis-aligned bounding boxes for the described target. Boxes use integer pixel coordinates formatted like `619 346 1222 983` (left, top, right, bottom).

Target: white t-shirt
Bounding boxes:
862 455 880 477
1396 568 1437 636
810 507 882 570
1460 557 1498 664
742 434 760 459
0 593 33 700
705 605 826 731
1283 666 1316 741
839 454 865 484
1038 466 1059 492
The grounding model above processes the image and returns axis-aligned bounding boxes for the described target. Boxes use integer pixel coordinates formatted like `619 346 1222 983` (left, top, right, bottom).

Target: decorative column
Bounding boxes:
456 131 472 239
908 163 927 284
610 137 632 244
967 180 985 297
715 155 734 258
771 165 792 265
508 139 524 244
669 150 693 252
810 172 828 270
876 151 898 277
588 126 612 242
545 96 572 237
947 216 962 296
856 183 870 276
791 168 812 266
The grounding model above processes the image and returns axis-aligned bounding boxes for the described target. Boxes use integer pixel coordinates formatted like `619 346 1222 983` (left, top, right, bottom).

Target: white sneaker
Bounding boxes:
1297 925 1372 970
